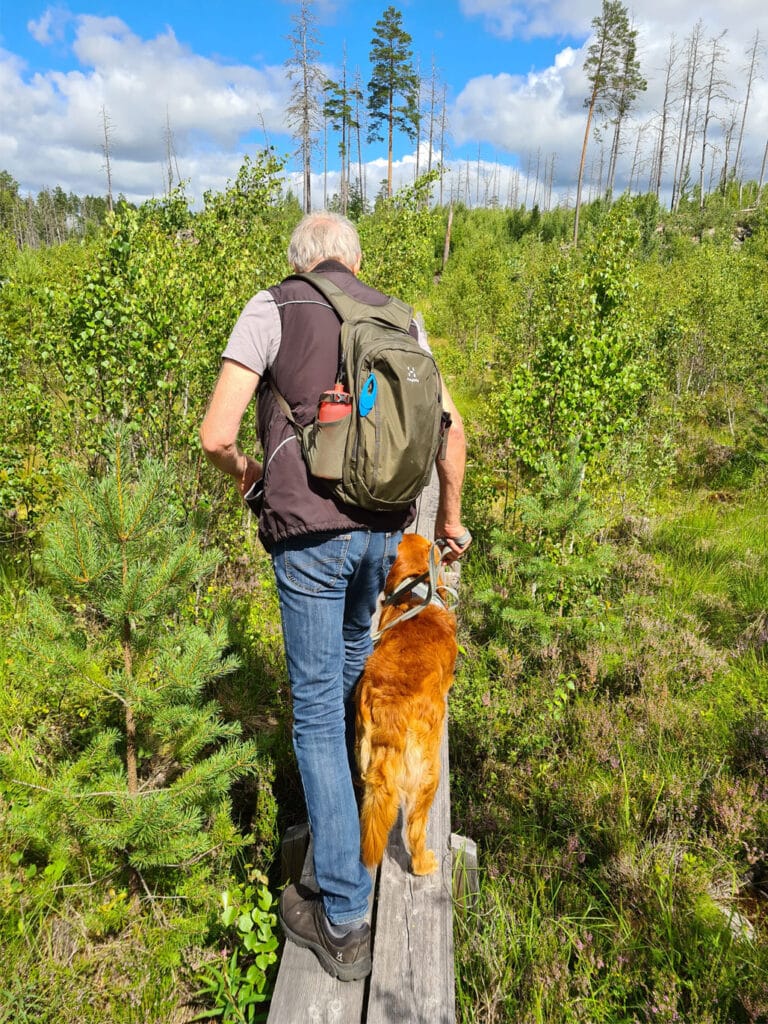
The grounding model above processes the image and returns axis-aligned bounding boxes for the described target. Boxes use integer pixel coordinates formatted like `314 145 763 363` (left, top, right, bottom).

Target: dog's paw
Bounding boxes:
411 849 439 875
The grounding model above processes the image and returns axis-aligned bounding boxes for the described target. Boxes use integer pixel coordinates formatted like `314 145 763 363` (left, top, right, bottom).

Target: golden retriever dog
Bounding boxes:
355 533 458 875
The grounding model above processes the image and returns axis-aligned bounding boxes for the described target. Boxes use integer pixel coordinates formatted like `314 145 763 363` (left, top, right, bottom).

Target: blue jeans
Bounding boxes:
272 528 401 925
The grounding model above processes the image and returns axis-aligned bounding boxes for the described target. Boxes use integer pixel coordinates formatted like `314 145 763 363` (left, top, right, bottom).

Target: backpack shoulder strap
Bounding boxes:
268 378 297 425
291 272 413 333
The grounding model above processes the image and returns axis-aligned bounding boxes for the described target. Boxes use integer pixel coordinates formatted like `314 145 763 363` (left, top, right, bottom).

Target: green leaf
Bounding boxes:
237 912 254 933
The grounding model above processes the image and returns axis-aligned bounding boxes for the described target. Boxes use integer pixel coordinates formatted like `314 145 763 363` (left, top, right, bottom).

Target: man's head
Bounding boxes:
288 212 362 274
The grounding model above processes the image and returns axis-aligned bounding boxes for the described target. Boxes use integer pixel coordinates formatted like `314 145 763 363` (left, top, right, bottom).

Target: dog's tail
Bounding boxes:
359 741 403 868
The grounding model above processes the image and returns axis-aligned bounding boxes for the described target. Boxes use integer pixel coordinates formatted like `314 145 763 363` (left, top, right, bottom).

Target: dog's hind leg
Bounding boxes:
360 746 401 868
403 734 441 875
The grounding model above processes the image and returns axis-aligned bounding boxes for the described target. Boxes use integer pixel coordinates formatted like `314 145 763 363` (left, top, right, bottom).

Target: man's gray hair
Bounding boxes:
287 211 362 272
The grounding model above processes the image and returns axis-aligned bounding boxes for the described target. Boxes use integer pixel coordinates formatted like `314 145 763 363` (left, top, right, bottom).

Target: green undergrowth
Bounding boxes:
0 447 290 1023
3 181 768 1022
450 471 768 1023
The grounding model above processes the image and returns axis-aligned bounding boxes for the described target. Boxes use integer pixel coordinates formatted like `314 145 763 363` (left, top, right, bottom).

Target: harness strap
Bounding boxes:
371 542 457 644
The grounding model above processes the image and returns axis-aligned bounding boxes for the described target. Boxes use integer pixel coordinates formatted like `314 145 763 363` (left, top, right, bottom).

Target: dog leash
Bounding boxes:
370 539 464 644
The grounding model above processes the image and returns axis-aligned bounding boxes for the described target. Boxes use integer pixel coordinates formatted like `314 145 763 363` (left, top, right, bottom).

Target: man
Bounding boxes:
200 211 469 982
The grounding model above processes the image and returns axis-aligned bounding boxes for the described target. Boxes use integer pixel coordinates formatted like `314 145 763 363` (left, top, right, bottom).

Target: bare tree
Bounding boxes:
426 56 440 175
438 83 448 206
629 121 650 193
163 107 182 195
651 36 678 199
414 56 423 181
322 107 328 208
546 153 557 210
698 31 730 208
671 21 704 211
733 30 763 182
758 136 768 203
718 100 740 193
509 167 520 208
100 105 114 214
531 147 542 208
285 0 323 213
352 67 367 210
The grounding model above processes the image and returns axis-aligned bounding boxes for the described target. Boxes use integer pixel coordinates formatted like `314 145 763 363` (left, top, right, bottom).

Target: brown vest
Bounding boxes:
256 261 413 550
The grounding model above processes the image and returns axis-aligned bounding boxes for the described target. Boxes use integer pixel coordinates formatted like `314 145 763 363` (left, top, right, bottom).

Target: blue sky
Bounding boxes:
1 1 766 207
3 1 578 85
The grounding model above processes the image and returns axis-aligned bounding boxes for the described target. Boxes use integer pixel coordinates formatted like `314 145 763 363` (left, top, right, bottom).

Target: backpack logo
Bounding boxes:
406 365 420 384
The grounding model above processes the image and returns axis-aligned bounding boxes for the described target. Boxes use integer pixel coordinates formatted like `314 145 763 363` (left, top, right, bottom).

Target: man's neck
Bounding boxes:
309 258 354 275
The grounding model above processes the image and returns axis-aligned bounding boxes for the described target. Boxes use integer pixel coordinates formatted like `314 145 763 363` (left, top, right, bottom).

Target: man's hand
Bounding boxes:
236 454 263 498
435 522 472 564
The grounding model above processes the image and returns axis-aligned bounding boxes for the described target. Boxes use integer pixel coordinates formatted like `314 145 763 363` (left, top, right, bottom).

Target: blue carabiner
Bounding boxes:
359 373 377 417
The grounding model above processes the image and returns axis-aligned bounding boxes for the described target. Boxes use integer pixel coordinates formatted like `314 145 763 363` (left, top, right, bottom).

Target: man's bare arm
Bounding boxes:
435 384 470 560
200 359 262 495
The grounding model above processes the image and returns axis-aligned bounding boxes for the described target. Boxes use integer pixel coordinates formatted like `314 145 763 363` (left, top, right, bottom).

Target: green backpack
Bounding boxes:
271 272 445 512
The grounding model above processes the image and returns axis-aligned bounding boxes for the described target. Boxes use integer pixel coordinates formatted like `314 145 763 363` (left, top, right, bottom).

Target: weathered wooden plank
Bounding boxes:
365 720 455 1024
408 464 440 540
267 835 373 1024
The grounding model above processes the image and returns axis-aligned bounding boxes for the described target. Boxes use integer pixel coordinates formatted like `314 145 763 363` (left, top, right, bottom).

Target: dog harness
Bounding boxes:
371 540 460 644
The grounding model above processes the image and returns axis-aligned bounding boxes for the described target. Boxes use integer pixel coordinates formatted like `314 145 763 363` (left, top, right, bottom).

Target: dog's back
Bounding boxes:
356 535 458 875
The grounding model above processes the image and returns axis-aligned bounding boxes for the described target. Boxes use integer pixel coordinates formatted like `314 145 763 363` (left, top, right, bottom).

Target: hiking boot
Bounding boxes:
278 883 372 982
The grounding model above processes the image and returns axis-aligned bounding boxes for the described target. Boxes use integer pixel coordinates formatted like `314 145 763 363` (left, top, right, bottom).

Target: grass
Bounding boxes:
449 476 768 1024
3 436 768 1023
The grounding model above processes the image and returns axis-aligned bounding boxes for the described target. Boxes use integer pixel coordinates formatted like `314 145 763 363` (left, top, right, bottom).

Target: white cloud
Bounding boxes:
451 12 767 198
459 0 767 43
27 8 70 47
3 13 291 203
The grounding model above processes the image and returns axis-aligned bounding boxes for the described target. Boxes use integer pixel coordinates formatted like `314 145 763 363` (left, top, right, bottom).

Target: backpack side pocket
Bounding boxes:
301 416 351 481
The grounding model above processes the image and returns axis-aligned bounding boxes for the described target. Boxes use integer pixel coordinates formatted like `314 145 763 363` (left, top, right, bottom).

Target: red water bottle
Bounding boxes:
318 382 352 422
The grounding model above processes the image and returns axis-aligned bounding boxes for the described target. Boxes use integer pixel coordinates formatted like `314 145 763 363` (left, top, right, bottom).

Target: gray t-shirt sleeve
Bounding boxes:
221 290 281 375
413 313 432 354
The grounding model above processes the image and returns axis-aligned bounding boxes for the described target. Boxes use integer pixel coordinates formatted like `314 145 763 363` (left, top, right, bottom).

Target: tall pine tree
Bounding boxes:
367 6 419 199
604 17 646 197
573 0 641 243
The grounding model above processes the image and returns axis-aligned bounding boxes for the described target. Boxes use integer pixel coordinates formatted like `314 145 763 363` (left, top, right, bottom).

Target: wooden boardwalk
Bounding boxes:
267 725 459 1024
